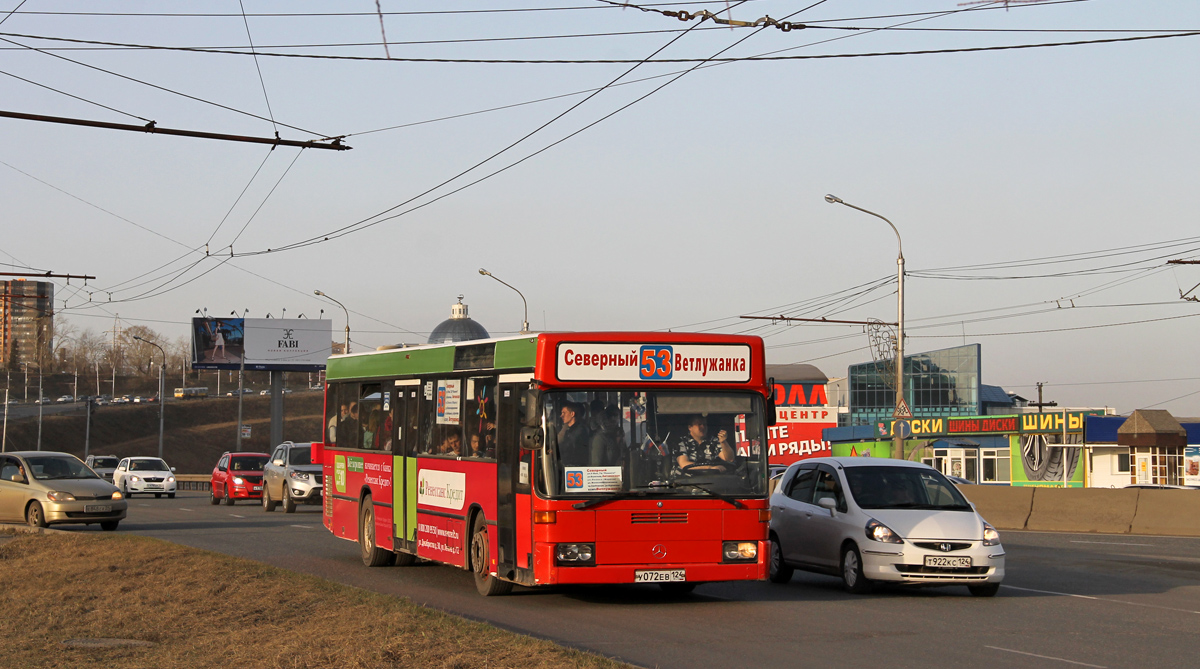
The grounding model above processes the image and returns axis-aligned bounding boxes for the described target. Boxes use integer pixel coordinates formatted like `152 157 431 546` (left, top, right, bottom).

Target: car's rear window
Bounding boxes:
92 457 119 468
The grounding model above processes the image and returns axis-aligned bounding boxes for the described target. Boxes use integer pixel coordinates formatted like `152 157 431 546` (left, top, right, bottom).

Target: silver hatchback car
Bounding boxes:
0 451 127 530
262 442 323 513
769 457 1004 597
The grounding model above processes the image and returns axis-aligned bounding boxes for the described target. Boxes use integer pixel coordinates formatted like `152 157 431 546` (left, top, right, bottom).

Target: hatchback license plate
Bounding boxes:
924 555 971 568
634 569 685 583
84 505 112 513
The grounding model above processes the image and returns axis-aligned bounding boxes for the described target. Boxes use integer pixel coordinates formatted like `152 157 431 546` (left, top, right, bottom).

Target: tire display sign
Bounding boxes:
555 343 751 383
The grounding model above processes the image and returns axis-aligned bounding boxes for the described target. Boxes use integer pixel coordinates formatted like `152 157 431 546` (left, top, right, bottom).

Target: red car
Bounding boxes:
209 451 270 506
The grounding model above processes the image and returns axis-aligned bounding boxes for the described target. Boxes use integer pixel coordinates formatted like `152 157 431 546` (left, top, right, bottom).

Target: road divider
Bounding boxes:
957 485 1200 537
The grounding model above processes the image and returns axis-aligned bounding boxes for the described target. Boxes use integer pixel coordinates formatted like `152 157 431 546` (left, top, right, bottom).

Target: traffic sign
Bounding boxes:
893 398 912 419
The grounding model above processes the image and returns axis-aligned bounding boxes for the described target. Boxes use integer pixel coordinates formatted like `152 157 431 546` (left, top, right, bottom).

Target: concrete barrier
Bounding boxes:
957 485 1033 530
1130 490 1200 536
1025 487 1140 534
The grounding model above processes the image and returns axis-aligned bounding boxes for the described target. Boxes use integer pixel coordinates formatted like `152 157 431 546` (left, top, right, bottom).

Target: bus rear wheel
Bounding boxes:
360 496 393 567
471 514 512 597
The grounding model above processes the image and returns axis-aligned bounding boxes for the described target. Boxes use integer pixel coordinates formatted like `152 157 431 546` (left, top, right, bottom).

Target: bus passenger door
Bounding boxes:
498 377 533 580
394 380 421 553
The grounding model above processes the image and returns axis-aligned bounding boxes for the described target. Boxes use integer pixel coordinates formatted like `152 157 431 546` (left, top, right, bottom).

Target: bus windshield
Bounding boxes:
542 391 768 499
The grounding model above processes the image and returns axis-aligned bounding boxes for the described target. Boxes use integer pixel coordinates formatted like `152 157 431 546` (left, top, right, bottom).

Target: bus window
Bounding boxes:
324 385 339 445
422 378 463 457
335 384 359 451
359 383 384 450
462 376 497 460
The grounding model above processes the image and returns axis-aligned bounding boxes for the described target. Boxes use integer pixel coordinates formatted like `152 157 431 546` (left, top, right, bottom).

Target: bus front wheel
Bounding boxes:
470 514 513 597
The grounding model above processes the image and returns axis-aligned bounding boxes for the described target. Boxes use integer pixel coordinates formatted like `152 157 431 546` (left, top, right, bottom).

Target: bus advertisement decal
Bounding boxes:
417 515 464 564
417 469 466 510
333 455 347 494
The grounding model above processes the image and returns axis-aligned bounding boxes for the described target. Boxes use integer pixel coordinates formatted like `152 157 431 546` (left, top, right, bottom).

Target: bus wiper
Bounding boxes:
669 481 744 509
572 490 649 510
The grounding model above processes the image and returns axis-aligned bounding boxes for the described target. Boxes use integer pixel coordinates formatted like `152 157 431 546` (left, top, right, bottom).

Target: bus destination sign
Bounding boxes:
556 343 752 383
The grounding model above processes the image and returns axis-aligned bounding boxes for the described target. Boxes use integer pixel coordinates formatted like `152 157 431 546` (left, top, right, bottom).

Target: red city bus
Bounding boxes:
318 332 773 595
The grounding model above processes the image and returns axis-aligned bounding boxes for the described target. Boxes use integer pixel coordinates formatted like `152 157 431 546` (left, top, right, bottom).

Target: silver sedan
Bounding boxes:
0 451 127 530
768 457 1004 596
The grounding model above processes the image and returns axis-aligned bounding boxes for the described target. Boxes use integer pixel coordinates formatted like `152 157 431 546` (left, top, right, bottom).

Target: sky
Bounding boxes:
2 0 1198 416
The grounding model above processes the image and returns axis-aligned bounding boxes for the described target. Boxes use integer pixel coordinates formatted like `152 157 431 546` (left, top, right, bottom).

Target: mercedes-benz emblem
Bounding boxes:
938 543 952 552
651 544 667 559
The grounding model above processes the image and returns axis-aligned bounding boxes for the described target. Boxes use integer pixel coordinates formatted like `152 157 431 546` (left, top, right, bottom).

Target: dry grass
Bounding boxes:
0 532 627 669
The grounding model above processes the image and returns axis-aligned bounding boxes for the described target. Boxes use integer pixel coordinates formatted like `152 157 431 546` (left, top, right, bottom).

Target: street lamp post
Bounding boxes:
314 290 351 354
478 268 530 333
134 335 166 459
825 194 908 460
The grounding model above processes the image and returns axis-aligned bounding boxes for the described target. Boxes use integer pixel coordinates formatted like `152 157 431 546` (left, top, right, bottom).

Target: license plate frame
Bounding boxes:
84 504 112 513
924 555 971 569
634 569 686 583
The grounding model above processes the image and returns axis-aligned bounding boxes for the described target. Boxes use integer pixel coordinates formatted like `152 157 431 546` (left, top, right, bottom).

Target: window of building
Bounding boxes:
1115 452 1131 474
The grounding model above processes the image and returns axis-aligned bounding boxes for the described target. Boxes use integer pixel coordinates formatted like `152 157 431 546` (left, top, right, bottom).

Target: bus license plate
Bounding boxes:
924 555 971 569
252 486 262 491
634 569 685 583
84 505 112 513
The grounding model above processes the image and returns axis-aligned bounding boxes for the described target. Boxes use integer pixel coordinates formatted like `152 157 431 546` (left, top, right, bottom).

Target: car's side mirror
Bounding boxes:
765 377 777 427
817 497 837 511
522 388 543 428
170 467 176 472
273 459 284 467
520 426 544 451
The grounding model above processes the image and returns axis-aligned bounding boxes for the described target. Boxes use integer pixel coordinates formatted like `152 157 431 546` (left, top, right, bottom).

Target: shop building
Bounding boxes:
1084 411 1200 487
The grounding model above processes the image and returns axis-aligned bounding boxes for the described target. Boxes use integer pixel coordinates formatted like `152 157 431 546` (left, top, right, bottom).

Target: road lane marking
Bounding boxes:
230 514 245 518
1003 585 1200 615
1069 540 1153 547
290 525 310 529
985 646 1105 668
179 508 192 512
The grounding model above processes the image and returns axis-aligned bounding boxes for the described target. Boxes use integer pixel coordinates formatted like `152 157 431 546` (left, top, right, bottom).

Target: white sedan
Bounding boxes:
112 457 178 498
769 457 1004 597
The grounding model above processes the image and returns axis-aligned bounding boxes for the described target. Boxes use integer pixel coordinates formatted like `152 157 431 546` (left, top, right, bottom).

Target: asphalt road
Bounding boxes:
58 492 1200 668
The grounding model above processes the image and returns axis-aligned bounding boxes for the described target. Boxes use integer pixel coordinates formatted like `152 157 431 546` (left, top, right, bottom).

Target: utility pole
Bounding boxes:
104 315 122 398
1029 382 1058 413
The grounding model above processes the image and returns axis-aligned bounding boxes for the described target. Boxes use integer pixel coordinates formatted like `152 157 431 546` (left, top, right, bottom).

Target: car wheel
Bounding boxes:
659 582 697 596
167 493 175 499
969 583 1001 598
282 486 296 513
359 497 392 567
768 534 794 584
471 514 513 596
123 481 133 498
26 501 48 528
262 485 276 512
223 485 236 506
209 485 219 505
100 520 119 531
154 493 162 499
841 544 872 594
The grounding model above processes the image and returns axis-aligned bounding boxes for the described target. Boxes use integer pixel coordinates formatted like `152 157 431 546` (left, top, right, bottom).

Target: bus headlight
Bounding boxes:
722 541 758 562
555 543 595 566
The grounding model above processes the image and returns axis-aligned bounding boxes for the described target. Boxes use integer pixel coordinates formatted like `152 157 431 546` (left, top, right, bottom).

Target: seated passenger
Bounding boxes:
589 403 624 466
672 415 733 476
439 431 462 457
468 433 484 458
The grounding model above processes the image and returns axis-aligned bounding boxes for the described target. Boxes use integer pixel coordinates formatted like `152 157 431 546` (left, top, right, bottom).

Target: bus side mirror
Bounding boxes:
520 426 544 451
522 388 542 428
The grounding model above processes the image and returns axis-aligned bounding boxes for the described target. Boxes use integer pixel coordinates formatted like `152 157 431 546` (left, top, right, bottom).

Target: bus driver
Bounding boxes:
672 415 734 476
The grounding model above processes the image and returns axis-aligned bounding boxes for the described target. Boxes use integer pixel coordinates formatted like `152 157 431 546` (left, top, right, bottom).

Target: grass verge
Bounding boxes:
0 532 627 669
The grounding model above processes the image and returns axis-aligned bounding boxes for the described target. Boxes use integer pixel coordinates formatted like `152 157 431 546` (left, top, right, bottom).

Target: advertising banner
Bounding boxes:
192 318 331 371
1185 446 1200 487
555 343 751 383
765 382 836 466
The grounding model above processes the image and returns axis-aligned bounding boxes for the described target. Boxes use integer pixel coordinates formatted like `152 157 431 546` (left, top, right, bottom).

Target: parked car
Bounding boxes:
56 395 74 403
262 442 323 513
209 452 270 506
769 457 1004 597
112 457 177 498
84 454 121 482
0 451 126 530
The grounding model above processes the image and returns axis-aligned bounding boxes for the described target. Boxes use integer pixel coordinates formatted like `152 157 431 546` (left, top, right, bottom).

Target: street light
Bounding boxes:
133 335 166 460
824 194 907 460
478 268 530 334
314 290 351 354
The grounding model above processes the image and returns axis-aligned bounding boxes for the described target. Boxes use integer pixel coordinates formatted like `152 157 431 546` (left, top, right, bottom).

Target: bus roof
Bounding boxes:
326 332 767 392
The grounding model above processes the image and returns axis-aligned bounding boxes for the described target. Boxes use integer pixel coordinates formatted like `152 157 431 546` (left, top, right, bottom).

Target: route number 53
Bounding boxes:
639 345 673 380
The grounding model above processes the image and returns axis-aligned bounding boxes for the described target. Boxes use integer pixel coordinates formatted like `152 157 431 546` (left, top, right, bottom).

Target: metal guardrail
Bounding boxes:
176 475 210 491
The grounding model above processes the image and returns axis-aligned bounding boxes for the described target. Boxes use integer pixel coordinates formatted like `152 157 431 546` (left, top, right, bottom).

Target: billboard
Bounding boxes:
768 382 837 466
192 318 332 371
